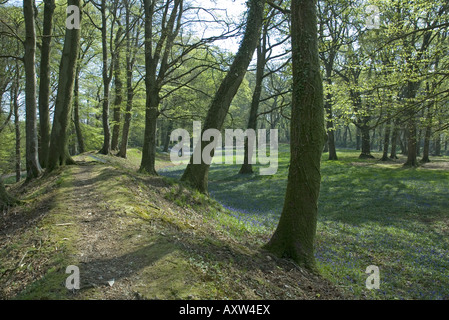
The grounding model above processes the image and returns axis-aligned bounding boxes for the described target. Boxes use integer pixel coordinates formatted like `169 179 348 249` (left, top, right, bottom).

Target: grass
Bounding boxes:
4 146 447 300
156 145 449 300
1 168 80 299
3 151 347 300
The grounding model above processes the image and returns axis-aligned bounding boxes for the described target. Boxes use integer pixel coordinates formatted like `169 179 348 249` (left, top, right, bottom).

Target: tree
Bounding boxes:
0 63 19 209
239 5 290 174
88 0 123 155
37 0 56 168
12 62 21 182
317 0 351 161
47 0 82 170
264 0 325 270
180 0 266 192
111 23 123 151
22 0 43 179
117 0 143 158
139 0 183 174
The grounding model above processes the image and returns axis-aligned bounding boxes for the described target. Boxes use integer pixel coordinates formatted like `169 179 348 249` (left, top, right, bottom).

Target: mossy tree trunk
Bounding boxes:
359 122 374 159
38 0 56 169
23 0 43 180
139 0 182 174
47 0 82 171
403 81 420 167
264 0 325 271
421 83 434 163
12 71 21 182
117 0 139 159
73 64 85 154
181 0 266 192
0 178 19 210
111 25 123 151
98 0 115 155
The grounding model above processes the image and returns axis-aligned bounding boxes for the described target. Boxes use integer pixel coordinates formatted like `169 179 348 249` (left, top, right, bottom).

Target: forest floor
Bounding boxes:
159 146 449 300
0 152 348 300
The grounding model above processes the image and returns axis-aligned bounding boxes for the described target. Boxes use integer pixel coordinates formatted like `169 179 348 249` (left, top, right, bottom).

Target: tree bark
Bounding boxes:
117 0 137 159
404 115 418 167
390 119 399 159
239 39 265 174
47 0 82 171
162 121 173 153
264 0 325 271
73 64 85 154
99 0 112 155
23 0 43 180
38 0 55 169
421 102 432 163
356 126 361 150
12 74 21 182
324 68 337 160
359 123 374 159
181 0 266 192
139 0 182 174
403 80 420 167
380 119 391 161
111 25 123 151
434 133 441 156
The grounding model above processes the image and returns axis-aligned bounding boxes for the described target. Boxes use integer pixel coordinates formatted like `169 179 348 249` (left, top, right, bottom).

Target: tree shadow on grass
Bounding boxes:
77 238 176 291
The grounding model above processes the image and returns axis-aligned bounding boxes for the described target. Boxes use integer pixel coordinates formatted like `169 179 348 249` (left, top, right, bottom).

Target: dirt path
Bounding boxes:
68 163 154 299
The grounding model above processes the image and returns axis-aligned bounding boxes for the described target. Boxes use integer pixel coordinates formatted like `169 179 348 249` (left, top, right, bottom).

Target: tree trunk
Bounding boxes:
180 0 266 192
139 0 182 174
47 0 81 171
356 126 361 150
380 119 391 161
239 39 265 174
23 0 42 180
325 74 337 160
390 120 399 159
342 126 348 148
421 104 432 163
117 82 134 158
73 65 85 154
111 26 123 151
162 121 173 153
404 116 418 166
434 134 441 156
327 123 337 160
116 80 133 158
444 136 449 155
99 0 112 155
139 92 159 175
139 0 159 174
403 78 422 167
117 0 136 159
12 75 21 182
38 0 55 169
359 124 374 159
264 0 325 271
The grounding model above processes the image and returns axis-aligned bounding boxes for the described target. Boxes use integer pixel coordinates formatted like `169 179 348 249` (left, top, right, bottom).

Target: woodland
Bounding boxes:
0 0 448 301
